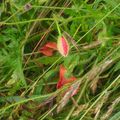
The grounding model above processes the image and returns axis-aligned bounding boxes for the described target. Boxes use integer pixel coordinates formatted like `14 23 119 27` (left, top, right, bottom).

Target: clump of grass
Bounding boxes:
0 0 120 119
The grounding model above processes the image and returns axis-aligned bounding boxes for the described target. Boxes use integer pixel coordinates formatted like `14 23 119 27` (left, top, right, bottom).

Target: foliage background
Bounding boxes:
0 0 120 119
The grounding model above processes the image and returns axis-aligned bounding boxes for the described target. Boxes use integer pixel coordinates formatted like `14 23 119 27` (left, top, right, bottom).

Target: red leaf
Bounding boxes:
57 65 67 89
61 36 69 56
57 36 69 57
56 66 79 113
45 42 57 50
39 42 57 56
39 46 54 56
57 65 76 89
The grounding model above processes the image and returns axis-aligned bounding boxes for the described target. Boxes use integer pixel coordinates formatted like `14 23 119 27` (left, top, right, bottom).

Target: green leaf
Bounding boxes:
109 111 120 120
43 68 58 81
31 56 61 65
64 54 80 73
114 62 120 72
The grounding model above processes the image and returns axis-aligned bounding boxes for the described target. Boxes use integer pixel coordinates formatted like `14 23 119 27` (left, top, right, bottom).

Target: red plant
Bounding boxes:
56 65 79 112
57 36 69 57
57 65 78 97
39 42 57 56
39 35 70 57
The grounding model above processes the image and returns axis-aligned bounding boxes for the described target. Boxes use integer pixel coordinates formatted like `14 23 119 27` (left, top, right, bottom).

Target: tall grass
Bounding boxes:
0 0 120 119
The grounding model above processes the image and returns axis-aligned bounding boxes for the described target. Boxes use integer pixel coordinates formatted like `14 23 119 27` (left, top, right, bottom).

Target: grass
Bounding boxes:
0 0 120 119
